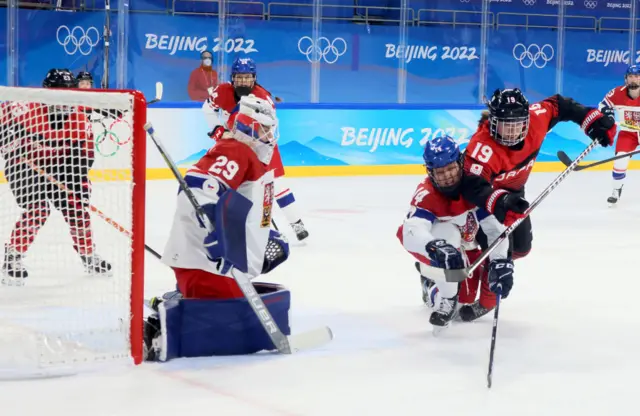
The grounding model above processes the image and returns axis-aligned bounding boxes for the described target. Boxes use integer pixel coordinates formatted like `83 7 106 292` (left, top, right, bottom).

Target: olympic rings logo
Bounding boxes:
56 25 100 56
89 117 132 157
522 0 536 6
297 36 347 64
512 43 554 69
584 0 597 8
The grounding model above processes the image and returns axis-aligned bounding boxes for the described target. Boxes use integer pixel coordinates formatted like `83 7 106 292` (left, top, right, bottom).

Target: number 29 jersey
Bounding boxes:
162 135 275 278
463 94 595 192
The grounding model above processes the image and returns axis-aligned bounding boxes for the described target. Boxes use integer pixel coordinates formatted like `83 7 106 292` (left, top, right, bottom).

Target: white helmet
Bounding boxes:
230 94 278 164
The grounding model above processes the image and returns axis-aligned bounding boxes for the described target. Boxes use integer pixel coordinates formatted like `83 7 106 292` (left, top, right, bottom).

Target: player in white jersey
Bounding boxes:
143 95 291 361
202 57 309 241
599 65 640 205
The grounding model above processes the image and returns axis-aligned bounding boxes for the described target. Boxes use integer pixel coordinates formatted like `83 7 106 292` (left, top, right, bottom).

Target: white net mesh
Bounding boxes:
0 86 142 378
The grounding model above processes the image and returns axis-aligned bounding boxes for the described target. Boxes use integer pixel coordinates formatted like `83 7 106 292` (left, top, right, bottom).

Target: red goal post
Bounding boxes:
0 86 146 378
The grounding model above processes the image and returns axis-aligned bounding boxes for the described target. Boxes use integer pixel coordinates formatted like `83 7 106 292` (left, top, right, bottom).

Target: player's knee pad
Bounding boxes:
155 282 291 361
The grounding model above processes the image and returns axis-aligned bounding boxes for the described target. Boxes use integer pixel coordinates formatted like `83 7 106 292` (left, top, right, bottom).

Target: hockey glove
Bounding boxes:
203 229 232 275
262 229 290 274
425 239 465 270
488 258 514 298
582 109 616 147
487 190 530 227
207 125 225 141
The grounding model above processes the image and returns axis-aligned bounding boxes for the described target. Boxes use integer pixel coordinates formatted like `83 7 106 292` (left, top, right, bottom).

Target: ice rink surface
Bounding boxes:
3 170 640 415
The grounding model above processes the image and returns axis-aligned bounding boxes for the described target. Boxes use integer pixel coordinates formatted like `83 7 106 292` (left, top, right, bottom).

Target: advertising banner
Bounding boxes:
2 8 639 106
144 104 627 177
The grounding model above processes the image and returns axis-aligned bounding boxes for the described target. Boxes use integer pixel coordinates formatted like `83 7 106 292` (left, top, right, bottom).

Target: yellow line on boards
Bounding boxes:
0 162 637 183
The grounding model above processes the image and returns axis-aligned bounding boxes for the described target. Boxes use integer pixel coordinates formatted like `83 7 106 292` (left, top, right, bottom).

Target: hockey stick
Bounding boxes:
147 82 163 105
24 160 162 260
444 140 600 283
556 148 640 171
144 122 332 354
486 293 501 389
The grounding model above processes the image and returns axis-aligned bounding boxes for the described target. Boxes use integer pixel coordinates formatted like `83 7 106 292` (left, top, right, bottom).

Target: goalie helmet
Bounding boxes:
231 57 257 98
625 65 640 90
423 135 462 196
487 88 530 147
42 68 76 88
229 94 278 164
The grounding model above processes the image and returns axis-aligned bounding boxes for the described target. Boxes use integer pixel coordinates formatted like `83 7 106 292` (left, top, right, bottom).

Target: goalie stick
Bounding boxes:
556 148 640 171
144 122 332 354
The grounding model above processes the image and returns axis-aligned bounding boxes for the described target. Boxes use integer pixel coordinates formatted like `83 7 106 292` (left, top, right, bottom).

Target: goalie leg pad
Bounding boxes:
158 282 291 361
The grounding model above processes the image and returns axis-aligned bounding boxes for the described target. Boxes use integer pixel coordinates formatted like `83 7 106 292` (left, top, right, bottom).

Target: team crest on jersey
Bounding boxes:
458 212 479 244
261 182 274 228
623 110 640 129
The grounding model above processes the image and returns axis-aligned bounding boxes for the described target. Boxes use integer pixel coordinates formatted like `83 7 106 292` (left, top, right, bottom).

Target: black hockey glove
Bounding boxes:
489 190 529 227
582 109 616 147
488 258 514 298
425 239 464 270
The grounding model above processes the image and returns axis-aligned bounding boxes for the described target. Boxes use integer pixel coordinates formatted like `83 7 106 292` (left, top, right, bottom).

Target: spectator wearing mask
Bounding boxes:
188 51 218 101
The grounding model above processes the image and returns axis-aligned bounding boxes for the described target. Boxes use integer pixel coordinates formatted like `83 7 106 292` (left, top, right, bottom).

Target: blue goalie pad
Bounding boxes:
158 283 291 361
215 188 254 273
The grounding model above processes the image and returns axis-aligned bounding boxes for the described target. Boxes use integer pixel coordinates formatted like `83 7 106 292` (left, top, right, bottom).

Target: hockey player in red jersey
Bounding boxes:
599 65 640 205
143 95 291 361
458 88 616 321
203 57 309 241
397 135 529 330
0 69 111 286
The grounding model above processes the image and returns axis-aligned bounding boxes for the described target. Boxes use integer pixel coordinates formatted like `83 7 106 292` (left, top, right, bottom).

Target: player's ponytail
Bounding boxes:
478 110 490 126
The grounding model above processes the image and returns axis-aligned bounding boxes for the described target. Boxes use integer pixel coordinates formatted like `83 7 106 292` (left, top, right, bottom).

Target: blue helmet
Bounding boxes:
231 57 257 97
423 135 462 195
423 135 460 169
626 65 640 76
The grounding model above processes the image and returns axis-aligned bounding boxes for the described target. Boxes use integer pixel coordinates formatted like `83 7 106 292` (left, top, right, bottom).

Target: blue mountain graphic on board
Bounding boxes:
176 149 207 167
279 140 347 166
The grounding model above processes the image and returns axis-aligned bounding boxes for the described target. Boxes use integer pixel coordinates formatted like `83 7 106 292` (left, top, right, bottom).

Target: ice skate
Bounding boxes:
430 294 458 335
291 219 309 241
1 246 28 286
81 252 113 276
607 185 623 206
458 300 494 322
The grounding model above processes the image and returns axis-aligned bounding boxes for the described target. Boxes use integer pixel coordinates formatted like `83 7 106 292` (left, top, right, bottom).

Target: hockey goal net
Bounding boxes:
0 86 146 378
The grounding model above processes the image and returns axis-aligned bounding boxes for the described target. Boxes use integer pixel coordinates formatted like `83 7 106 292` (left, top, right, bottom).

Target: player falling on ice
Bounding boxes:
0 69 112 286
457 88 616 321
397 135 528 330
598 65 640 205
143 95 291 360
203 57 309 241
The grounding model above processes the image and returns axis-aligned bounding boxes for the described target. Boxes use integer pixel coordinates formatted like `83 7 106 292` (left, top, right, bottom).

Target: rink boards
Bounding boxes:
2 103 637 182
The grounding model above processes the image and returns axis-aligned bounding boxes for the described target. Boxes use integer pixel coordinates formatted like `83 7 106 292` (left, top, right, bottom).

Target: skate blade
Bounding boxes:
1 276 26 287
431 323 451 337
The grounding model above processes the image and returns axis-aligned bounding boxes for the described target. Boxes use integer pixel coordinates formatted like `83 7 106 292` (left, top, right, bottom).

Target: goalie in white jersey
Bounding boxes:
144 95 291 361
